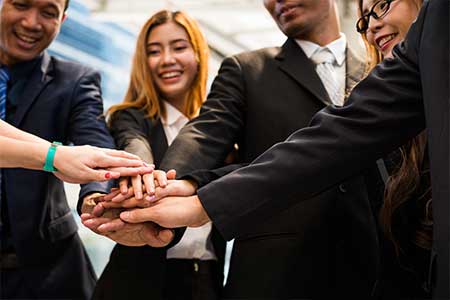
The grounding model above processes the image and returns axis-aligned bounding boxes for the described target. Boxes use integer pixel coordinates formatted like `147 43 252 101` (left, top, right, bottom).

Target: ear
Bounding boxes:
61 12 68 23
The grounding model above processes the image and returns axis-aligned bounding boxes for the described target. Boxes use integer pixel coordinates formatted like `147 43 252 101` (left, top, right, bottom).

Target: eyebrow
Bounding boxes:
147 38 189 47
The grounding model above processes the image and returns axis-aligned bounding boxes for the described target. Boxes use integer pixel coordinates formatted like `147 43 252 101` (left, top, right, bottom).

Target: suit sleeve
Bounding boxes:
67 69 116 202
182 163 248 188
109 108 154 164
159 56 246 177
198 1 429 240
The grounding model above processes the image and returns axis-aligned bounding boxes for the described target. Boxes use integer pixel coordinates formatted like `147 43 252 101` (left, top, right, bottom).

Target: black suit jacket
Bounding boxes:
195 0 448 298
92 108 226 300
4 52 114 298
160 41 381 298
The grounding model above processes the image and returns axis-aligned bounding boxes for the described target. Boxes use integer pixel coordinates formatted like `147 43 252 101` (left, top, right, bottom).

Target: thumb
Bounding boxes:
158 229 174 244
120 207 155 223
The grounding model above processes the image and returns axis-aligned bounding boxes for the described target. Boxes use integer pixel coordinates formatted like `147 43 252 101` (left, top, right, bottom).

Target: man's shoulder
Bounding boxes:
232 46 282 62
48 55 98 78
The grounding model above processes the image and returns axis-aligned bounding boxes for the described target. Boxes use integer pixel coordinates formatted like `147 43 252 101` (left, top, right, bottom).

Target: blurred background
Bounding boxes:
61 0 365 277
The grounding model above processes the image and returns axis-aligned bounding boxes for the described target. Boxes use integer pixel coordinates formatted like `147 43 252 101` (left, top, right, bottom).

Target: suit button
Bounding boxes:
339 184 347 193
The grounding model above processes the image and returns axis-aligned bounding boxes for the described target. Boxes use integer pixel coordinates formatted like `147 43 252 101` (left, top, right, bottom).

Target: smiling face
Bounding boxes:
146 21 198 106
0 0 66 66
362 0 420 57
263 0 339 44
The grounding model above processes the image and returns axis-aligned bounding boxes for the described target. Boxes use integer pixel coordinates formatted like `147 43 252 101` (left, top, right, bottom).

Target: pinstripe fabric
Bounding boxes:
311 48 344 106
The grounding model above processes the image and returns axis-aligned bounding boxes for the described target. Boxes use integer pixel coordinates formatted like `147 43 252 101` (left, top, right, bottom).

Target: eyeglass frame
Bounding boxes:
356 0 397 33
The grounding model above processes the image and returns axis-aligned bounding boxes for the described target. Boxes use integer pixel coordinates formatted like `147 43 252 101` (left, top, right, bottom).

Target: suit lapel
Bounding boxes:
276 39 330 106
345 47 366 99
150 119 168 167
12 52 53 127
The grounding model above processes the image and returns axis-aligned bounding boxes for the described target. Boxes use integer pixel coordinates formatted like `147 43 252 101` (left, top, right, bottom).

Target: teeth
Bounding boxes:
17 33 37 44
378 34 396 48
161 72 181 79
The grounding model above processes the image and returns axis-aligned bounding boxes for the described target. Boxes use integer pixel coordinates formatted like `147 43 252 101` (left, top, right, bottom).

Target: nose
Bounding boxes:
367 15 383 33
20 10 42 31
161 49 176 65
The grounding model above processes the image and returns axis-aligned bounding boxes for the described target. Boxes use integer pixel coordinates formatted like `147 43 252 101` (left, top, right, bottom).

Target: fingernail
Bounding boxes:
105 172 111 179
146 195 156 202
98 225 106 232
121 212 129 219
84 220 94 226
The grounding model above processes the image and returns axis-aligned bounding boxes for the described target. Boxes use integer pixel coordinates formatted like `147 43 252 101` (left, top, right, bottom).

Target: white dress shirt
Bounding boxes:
162 101 217 261
296 34 347 106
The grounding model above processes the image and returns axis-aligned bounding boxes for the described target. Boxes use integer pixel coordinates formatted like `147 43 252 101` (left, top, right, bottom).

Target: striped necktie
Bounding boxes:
310 47 344 106
0 67 9 120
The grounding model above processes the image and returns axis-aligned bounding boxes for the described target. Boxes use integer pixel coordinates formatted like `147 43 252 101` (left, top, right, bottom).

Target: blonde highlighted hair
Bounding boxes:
108 10 209 121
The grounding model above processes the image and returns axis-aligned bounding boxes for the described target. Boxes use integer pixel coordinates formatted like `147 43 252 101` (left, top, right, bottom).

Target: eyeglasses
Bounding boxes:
356 0 396 33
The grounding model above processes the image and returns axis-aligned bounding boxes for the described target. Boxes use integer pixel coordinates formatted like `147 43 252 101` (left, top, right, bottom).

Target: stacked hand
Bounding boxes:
81 170 210 248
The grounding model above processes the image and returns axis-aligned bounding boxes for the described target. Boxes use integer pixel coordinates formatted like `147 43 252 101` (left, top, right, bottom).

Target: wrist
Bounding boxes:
43 141 62 172
193 195 210 226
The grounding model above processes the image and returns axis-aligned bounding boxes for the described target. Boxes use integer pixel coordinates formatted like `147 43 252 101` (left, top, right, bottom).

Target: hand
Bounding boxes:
81 203 174 247
53 145 154 183
120 195 210 228
104 169 177 203
153 179 197 201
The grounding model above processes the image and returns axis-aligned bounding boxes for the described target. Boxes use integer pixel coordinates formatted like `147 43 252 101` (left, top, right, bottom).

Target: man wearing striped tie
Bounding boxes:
0 0 122 298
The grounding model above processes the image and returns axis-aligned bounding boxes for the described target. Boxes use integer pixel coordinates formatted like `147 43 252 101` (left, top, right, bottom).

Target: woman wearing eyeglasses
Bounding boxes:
356 0 431 299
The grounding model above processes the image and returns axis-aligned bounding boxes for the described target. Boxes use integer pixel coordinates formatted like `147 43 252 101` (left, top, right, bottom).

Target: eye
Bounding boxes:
378 1 388 11
42 10 58 19
12 1 29 10
174 45 188 52
147 49 161 56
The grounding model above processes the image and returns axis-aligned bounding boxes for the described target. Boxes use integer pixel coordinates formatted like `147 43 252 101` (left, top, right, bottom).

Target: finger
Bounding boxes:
100 149 142 160
111 186 134 203
120 197 151 208
153 171 168 188
101 201 125 209
92 203 105 217
97 218 126 233
80 213 94 221
144 172 155 198
157 229 175 245
141 225 174 247
119 177 129 195
83 168 121 182
131 175 143 200
120 207 156 224
82 217 114 231
103 189 122 202
108 166 154 177
167 169 177 180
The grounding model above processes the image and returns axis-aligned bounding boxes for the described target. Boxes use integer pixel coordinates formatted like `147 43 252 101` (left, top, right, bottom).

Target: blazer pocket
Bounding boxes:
45 211 78 243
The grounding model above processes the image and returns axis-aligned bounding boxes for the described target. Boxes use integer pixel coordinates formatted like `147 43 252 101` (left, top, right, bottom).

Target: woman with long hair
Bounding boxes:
92 10 224 300
357 0 431 298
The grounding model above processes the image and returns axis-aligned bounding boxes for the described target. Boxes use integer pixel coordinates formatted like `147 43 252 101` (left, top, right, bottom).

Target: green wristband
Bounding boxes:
43 142 62 172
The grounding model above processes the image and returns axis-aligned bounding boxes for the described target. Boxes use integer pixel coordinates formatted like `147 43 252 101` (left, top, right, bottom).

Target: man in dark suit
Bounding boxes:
120 0 449 298
0 0 114 298
94 0 380 298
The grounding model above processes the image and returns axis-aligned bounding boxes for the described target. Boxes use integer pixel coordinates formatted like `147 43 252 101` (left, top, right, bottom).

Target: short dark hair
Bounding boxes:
64 0 70 12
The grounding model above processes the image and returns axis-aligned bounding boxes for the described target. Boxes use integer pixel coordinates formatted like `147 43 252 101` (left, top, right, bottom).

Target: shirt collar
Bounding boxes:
161 100 188 126
295 33 347 66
